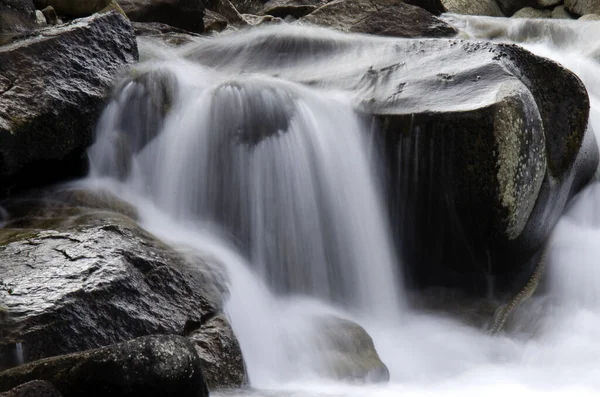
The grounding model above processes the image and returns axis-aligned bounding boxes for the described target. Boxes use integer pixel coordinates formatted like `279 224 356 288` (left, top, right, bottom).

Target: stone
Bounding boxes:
185 28 597 297
313 316 389 383
302 0 457 38
133 21 202 46
537 0 562 7
441 0 505 17
118 0 205 33
0 336 209 397
0 12 137 192
512 6 552 18
34 10 45 24
260 0 328 18
495 0 537 16
204 9 227 32
579 13 600 20
188 314 248 389
0 0 36 33
552 5 575 18
241 13 284 25
404 0 446 15
565 0 600 16
45 0 112 17
40 6 58 24
0 194 229 371
0 380 62 397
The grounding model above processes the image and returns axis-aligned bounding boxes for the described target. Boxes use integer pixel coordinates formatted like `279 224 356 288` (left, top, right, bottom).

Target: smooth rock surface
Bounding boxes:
119 0 205 33
302 0 457 38
565 0 600 16
0 12 137 191
579 13 600 20
552 5 574 18
441 0 505 17
0 191 228 371
0 336 209 397
512 6 552 18
537 0 563 7
0 380 62 397
183 26 597 296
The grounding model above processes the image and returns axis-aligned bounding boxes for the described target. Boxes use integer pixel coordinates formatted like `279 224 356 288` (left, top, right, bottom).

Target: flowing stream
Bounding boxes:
84 16 600 397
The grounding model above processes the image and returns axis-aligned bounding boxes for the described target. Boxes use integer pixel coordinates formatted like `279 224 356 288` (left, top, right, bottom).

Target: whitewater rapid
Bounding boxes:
83 16 600 397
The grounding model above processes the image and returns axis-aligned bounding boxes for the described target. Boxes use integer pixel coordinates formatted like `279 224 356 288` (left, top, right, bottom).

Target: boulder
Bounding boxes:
512 6 552 18
0 12 137 193
403 0 446 15
565 0 600 16
579 13 600 20
184 27 597 297
495 0 537 16
302 0 457 38
34 10 45 24
0 380 62 397
0 336 209 397
537 0 562 7
0 192 229 372
0 0 36 33
203 9 227 32
133 21 202 46
42 0 112 17
552 5 574 18
441 0 505 17
40 6 59 24
119 0 205 33
260 0 327 18
188 314 248 389
313 316 389 383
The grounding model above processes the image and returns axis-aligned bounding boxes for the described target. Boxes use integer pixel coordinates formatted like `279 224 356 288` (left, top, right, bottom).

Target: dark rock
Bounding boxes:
404 0 446 15
302 0 457 38
0 12 138 193
44 0 111 17
0 0 36 33
204 10 227 32
40 6 58 24
441 0 505 16
0 336 209 397
512 6 552 18
0 195 228 371
0 380 62 397
119 0 205 33
314 316 389 383
565 0 600 16
495 0 537 16
184 28 597 297
188 314 248 389
261 0 327 18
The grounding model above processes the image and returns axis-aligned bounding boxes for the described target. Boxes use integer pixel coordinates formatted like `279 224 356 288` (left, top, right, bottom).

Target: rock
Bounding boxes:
0 194 229 371
133 21 201 46
0 0 36 33
260 0 326 18
313 316 389 383
204 9 227 32
537 0 562 7
512 6 552 18
185 28 597 297
579 13 600 20
0 380 62 397
441 0 505 17
119 0 205 33
45 0 111 17
565 0 600 16
302 0 457 38
0 336 209 397
552 5 574 18
0 12 137 192
188 314 247 389
404 0 446 15
242 13 284 26
495 0 537 16
34 10 45 24
40 6 59 24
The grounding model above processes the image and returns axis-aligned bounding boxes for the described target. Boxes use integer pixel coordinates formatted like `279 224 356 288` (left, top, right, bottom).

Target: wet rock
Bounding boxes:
34 10 45 24
302 0 457 38
133 21 201 45
0 0 36 33
579 13 600 20
40 6 59 24
119 0 205 33
552 5 575 19
204 10 227 32
0 380 62 397
241 13 284 26
260 0 327 18
512 7 552 18
441 0 504 17
0 335 209 397
565 0 600 16
185 29 597 297
188 314 248 389
495 0 537 16
0 195 229 371
314 316 389 383
0 12 137 192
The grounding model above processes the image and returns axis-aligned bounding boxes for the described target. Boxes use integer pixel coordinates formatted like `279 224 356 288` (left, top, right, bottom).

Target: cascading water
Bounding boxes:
84 16 600 397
